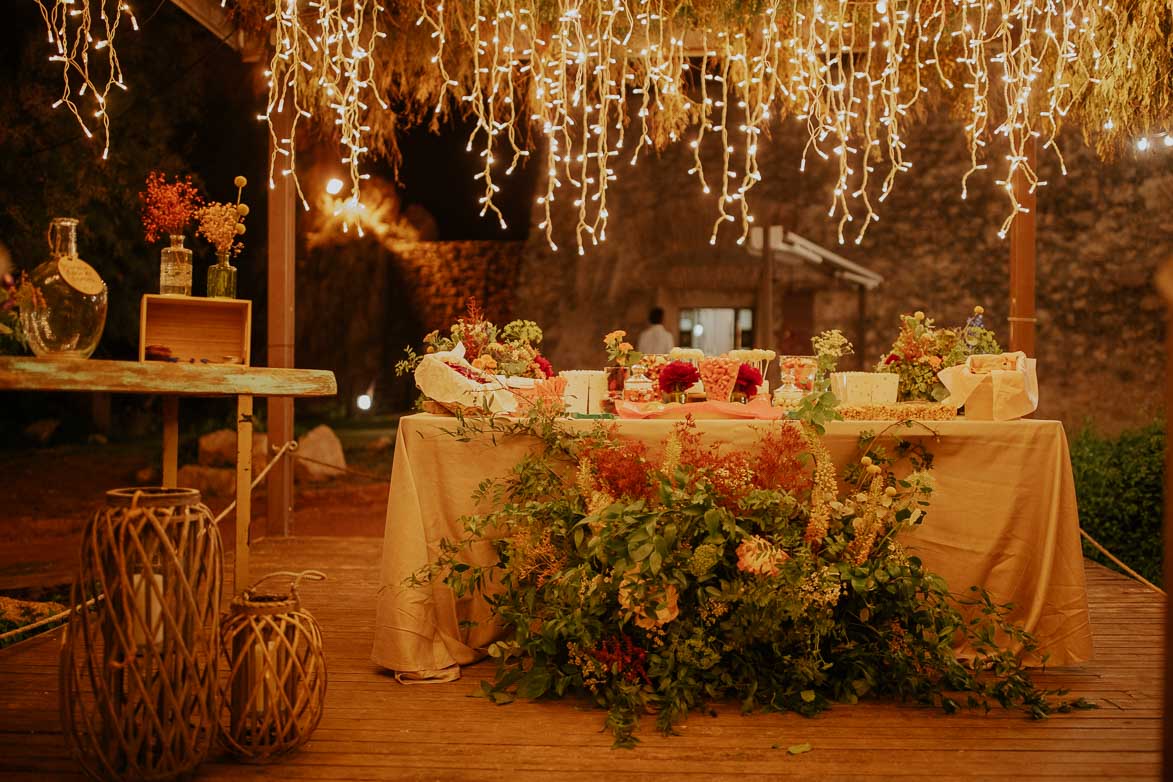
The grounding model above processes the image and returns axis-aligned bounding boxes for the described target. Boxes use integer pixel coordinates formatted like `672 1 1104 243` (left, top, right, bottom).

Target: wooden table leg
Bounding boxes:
162 396 179 488
235 395 254 594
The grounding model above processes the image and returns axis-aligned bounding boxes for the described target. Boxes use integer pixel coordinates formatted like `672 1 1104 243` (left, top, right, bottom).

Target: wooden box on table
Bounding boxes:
139 294 251 365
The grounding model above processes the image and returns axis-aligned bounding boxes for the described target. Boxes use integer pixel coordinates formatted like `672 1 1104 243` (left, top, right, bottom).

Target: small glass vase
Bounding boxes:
605 366 628 399
21 217 107 359
206 250 238 299
160 234 192 296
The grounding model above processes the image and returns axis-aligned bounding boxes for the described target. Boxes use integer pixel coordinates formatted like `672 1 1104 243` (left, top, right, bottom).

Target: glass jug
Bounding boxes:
21 217 107 359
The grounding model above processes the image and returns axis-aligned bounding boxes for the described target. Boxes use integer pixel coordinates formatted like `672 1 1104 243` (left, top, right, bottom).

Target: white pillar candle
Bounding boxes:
132 572 164 647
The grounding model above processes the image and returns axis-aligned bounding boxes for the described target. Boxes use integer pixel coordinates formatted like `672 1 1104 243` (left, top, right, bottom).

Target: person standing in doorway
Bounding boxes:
637 306 675 355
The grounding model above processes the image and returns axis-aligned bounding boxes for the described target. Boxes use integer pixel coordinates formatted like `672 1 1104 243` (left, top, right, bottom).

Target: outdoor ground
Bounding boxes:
0 537 1162 780
0 423 395 594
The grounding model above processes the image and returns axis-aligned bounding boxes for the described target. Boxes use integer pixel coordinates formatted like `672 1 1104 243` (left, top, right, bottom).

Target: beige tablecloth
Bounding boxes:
373 414 1092 675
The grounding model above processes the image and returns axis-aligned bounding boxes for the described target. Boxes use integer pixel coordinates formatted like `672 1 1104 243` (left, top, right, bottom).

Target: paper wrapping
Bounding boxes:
830 372 899 406
560 370 608 414
414 346 516 414
938 352 1038 421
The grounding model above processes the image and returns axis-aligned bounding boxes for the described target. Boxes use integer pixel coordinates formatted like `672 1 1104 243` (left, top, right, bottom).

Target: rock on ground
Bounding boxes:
295 425 347 482
198 429 270 469
176 464 236 497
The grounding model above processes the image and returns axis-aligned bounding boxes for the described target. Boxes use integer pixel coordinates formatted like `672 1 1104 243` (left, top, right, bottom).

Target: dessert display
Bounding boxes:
699 357 741 402
830 372 899 406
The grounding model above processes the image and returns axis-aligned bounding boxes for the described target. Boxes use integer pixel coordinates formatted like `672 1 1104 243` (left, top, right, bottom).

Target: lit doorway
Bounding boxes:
677 308 755 354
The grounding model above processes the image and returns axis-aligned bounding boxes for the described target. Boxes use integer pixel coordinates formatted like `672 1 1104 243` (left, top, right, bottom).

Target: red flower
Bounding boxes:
658 360 700 393
884 353 901 365
534 354 554 378
734 363 763 396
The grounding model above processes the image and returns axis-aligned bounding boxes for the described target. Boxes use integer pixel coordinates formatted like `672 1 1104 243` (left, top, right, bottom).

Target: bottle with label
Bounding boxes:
20 217 107 359
160 234 193 296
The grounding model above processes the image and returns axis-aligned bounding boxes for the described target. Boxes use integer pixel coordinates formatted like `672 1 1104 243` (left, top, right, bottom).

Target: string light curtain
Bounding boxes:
33 0 139 161
38 1 1159 252
414 0 1118 251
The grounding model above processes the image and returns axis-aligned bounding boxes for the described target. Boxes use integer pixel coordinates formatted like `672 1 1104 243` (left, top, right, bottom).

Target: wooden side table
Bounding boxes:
0 357 337 591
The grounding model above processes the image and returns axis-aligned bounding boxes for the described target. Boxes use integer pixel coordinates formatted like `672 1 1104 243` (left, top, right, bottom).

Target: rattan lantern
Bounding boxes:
220 570 327 761
60 487 223 782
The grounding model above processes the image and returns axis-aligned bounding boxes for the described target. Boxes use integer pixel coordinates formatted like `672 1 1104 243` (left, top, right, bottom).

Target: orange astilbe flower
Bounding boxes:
140 171 203 243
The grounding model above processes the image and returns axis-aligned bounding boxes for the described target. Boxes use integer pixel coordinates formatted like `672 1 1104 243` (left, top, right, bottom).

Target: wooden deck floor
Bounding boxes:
0 536 1162 781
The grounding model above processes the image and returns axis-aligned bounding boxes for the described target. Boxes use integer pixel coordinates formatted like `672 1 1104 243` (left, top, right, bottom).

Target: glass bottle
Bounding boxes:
159 234 192 296
772 363 805 411
622 363 655 403
206 250 237 299
21 217 107 359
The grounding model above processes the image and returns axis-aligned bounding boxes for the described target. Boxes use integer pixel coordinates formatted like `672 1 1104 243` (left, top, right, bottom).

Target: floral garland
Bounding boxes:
425 410 1091 746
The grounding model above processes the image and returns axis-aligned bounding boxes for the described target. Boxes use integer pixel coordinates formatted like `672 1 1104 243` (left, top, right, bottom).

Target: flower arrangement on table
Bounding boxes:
732 363 763 400
603 330 642 368
877 307 999 402
197 176 250 298
657 360 700 402
397 299 555 381
424 409 1091 747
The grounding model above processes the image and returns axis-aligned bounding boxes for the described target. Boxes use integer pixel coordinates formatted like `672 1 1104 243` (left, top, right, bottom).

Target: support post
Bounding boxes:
267 106 297 538
235 395 254 593
1009 138 1038 356
856 287 868 370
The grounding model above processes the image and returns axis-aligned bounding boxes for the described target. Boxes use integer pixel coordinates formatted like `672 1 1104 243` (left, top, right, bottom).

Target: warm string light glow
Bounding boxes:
263 0 386 234
415 0 1117 252
34 0 139 160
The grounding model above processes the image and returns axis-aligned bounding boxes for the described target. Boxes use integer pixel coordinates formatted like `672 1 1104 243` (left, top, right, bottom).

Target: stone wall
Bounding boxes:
514 111 1171 433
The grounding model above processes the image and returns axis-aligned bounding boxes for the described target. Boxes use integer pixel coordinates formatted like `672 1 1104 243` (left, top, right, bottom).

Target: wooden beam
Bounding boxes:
162 396 179 488
1009 139 1038 356
0 357 335 397
267 107 298 538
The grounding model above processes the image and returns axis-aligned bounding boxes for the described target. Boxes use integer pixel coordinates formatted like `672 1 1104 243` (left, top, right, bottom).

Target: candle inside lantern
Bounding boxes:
131 572 164 647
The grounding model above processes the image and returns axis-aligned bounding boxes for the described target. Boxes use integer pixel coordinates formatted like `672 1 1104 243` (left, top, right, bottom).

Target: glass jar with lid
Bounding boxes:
622 363 657 404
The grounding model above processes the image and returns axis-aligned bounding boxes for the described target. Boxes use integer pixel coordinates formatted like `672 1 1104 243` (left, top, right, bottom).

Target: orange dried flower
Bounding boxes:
140 171 203 243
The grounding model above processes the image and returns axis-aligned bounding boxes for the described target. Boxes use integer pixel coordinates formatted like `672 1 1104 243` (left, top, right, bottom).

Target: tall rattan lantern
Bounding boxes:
220 570 327 761
60 487 223 781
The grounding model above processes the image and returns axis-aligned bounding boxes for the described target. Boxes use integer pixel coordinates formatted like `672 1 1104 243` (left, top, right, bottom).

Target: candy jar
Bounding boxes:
21 217 107 359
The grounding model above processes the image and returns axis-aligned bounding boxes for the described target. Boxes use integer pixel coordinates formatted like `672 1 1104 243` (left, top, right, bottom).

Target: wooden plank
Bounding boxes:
0 357 336 398
1161 258 1173 780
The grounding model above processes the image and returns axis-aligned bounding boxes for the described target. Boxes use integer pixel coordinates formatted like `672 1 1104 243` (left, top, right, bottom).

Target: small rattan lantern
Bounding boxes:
220 570 327 761
60 487 222 782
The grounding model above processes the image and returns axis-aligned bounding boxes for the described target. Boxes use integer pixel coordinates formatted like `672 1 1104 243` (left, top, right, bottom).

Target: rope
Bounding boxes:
0 595 102 646
1079 528 1165 596
213 439 299 525
290 453 388 482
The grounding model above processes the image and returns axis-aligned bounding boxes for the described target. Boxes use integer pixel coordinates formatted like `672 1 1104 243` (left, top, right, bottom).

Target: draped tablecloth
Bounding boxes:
372 414 1092 676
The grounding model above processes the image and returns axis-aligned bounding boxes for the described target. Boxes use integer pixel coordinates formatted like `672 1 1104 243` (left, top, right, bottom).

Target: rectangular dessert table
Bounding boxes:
373 413 1093 676
0 357 337 591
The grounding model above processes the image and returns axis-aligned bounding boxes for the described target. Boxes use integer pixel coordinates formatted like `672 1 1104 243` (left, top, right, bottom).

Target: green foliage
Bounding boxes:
1070 421 1164 586
421 410 1091 746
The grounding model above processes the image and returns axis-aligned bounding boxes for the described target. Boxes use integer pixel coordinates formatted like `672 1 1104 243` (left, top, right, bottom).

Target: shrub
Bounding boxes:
1070 421 1164 586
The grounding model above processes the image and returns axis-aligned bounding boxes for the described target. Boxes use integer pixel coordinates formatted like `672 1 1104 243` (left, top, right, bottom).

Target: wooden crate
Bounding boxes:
139 295 251 365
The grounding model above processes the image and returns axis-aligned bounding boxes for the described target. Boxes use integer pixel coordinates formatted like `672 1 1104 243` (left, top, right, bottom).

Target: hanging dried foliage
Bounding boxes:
223 1 1172 249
